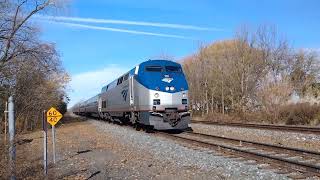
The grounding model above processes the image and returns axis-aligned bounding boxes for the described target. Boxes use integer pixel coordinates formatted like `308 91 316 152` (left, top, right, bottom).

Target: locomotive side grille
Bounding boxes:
165 108 178 112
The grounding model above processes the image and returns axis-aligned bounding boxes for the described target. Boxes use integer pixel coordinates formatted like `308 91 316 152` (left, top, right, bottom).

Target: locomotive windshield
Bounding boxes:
145 66 163 72
145 65 182 73
165 66 182 72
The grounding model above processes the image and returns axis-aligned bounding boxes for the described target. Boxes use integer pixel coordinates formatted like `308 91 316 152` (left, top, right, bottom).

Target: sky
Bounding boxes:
32 0 320 107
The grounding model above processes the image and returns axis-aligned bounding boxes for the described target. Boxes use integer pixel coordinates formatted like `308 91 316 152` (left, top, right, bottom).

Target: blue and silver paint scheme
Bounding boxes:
136 60 188 93
77 59 190 130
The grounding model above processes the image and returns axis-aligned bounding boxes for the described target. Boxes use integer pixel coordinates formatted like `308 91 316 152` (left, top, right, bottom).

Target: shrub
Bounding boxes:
278 103 320 125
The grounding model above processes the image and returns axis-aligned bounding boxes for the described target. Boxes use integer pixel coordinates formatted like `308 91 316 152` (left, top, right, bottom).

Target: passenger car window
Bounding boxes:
145 66 163 72
123 73 129 81
102 101 106 108
117 77 123 85
165 66 182 72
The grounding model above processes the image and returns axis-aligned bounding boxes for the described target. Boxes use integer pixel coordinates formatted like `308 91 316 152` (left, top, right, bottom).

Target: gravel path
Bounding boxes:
191 123 320 152
91 120 292 180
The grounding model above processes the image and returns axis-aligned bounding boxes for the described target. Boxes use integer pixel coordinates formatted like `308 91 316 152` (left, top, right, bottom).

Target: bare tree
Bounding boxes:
151 51 175 60
0 0 69 132
181 24 320 123
0 0 66 68
290 49 320 97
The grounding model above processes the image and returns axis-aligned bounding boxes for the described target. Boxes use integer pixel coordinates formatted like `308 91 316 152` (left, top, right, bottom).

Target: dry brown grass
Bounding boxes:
193 103 320 126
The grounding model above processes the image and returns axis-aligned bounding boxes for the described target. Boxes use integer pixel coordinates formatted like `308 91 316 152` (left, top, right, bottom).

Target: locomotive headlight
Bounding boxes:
165 86 170 91
170 86 175 91
154 93 159 98
182 93 186 97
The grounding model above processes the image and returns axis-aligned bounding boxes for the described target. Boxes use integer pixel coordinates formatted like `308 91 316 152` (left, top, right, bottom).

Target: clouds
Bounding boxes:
49 21 193 39
36 15 222 31
68 65 127 107
34 15 223 39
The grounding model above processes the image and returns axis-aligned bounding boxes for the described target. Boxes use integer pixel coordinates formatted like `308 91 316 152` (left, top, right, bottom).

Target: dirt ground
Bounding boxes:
0 117 223 180
2 115 318 179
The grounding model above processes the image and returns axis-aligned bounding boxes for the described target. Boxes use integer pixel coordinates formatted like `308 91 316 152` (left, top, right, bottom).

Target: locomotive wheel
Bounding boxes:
134 123 142 131
144 125 154 133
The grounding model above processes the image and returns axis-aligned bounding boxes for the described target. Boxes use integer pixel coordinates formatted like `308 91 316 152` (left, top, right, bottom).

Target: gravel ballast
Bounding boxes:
91 120 292 180
191 123 320 153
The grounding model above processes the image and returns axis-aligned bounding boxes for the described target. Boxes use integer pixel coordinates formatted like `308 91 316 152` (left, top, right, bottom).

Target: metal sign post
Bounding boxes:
8 96 15 180
42 110 48 175
46 107 63 165
52 126 56 164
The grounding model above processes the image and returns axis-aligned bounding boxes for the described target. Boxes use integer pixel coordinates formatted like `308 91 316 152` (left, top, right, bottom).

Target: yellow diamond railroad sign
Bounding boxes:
47 107 63 126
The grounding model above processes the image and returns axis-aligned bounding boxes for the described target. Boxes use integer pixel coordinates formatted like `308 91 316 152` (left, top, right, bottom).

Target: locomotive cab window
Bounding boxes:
145 66 163 72
165 66 182 72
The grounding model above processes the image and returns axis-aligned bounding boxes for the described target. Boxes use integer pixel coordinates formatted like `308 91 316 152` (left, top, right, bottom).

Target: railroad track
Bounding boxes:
192 120 320 134
159 131 320 178
93 117 320 177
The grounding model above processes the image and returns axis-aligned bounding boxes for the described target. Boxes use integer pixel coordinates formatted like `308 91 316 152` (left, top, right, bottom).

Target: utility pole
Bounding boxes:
4 101 8 143
42 110 48 175
8 96 15 180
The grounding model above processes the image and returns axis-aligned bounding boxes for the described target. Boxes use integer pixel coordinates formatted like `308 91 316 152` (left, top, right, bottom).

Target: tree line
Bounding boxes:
0 0 69 132
182 25 320 124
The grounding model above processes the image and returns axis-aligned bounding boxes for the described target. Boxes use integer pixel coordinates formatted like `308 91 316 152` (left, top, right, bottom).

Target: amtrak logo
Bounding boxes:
162 75 173 83
121 89 128 101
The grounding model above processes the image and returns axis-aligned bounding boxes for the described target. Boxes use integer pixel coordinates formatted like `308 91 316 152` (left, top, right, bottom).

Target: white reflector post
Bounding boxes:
8 96 15 180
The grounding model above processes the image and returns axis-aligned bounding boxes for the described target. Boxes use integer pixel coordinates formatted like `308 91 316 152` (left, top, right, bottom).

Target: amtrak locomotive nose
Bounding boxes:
73 59 191 130
137 60 188 93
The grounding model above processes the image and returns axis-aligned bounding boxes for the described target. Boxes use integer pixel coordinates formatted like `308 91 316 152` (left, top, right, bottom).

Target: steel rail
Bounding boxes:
159 132 320 177
191 121 320 134
187 132 320 157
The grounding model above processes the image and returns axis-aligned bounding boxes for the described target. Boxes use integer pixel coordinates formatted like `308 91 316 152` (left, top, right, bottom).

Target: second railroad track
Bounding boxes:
192 120 320 134
159 131 320 178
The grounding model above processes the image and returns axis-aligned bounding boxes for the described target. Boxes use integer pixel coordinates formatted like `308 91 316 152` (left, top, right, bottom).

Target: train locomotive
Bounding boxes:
73 59 191 130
